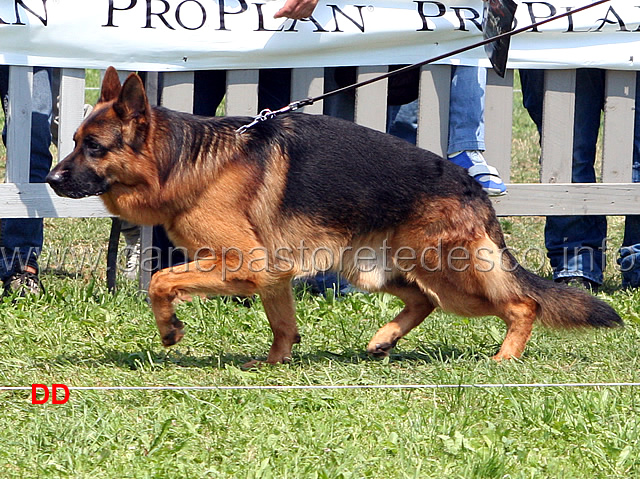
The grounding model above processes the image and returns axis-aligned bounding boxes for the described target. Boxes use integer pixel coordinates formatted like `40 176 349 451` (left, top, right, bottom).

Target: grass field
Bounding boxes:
1 73 640 478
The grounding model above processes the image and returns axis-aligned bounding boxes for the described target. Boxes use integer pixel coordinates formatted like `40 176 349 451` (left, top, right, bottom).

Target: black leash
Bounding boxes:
237 0 610 134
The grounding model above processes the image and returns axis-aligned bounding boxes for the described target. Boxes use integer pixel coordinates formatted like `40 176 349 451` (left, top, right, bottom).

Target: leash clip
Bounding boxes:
236 108 275 134
235 98 315 134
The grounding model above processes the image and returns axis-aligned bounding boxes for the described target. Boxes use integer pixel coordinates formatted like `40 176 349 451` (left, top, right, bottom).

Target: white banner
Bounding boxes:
0 0 639 70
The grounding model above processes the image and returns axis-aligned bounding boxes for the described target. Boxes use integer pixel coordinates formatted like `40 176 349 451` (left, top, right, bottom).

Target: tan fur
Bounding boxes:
46 67 622 366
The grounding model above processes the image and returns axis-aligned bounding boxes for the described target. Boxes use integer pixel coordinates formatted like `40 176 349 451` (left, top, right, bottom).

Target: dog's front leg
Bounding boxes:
147 259 259 347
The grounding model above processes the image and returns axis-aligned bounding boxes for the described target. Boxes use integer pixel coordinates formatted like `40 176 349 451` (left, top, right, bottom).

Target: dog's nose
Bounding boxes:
44 171 62 185
45 170 66 190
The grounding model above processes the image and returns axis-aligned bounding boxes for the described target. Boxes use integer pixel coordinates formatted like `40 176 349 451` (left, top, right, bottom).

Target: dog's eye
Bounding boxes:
84 138 106 157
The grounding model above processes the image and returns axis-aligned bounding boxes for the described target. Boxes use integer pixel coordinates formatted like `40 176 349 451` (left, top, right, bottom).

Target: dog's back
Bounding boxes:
150 109 623 361
47 68 622 365
234 112 489 231
231 113 622 356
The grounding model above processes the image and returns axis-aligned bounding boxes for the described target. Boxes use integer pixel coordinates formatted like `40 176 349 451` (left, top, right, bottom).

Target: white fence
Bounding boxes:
3 64 639 290
2 65 640 222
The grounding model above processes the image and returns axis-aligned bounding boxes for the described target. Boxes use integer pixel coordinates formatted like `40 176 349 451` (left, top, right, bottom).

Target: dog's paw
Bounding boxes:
161 314 185 346
241 354 293 370
367 340 398 357
491 352 519 362
241 359 263 370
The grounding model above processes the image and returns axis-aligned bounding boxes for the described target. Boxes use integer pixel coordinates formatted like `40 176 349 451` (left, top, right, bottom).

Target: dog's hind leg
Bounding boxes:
493 297 538 360
367 281 435 357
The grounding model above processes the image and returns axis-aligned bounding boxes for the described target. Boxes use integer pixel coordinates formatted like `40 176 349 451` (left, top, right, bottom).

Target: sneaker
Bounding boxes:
123 241 141 281
448 150 507 196
121 225 141 281
2 270 44 298
554 276 599 293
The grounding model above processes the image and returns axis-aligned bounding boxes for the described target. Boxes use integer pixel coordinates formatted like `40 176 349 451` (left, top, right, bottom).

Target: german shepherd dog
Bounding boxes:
46 67 622 366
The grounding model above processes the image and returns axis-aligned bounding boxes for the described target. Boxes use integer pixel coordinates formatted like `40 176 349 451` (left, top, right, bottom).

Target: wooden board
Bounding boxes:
492 183 640 216
0 183 110 218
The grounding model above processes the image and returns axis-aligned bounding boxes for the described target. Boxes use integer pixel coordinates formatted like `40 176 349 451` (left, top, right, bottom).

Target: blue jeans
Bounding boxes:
0 66 53 280
520 68 640 286
387 65 486 152
387 99 418 144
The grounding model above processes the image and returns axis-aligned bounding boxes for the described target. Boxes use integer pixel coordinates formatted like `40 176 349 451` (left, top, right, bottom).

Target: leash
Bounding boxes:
237 0 610 134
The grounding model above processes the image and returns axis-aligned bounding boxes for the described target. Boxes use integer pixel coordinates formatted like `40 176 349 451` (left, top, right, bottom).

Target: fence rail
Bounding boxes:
1 65 639 220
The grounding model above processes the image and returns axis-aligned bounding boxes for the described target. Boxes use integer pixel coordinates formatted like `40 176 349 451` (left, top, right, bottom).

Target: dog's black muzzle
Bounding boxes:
46 164 110 199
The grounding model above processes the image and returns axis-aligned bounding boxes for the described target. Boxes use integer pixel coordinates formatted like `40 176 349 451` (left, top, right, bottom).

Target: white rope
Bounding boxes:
2 382 640 392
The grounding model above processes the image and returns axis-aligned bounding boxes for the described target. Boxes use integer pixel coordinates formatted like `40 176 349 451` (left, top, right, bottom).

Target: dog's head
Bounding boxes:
46 67 151 198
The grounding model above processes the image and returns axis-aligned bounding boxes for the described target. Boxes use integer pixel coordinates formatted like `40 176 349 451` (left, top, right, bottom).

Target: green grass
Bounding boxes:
2 285 640 478
1 72 640 478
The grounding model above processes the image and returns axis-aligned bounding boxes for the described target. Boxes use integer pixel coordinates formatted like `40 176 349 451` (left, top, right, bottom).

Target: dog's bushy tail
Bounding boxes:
514 266 623 329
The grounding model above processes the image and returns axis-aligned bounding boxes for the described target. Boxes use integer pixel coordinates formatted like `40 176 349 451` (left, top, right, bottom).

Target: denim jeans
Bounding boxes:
386 65 486 152
0 66 53 280
520 68 640 286
448 65 486 153
387 99 418 144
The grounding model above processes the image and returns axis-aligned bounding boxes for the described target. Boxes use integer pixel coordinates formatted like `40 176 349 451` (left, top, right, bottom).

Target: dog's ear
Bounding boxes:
99 66 122 103
114 73 151 150
115 73 149 120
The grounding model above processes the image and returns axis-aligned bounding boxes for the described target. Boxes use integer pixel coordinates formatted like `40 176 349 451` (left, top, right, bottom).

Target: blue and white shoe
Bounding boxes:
448 150 507 196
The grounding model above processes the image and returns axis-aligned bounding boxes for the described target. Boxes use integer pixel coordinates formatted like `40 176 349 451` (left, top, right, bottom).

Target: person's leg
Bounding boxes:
544 69 607 286
544 215 607 286
386 67 491 156
151 225 187 274
323 67 355 122
519 69 544 135
619 71 640 288
386 100 418 145
521 69 606 287
1 67 53 293
448 65 486 153
447 65 506 195
304 68 355 294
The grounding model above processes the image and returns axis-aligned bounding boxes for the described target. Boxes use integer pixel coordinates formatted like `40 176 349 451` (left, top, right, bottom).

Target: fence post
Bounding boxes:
354 65 388 132
602 70 636 183
417 64 450 157
161 71 194 113
226 70 259 116
291 67 324 114
138 72 164 293
485 69 514 182
541 69 576 183
6 66 32 184
57 69 86 160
